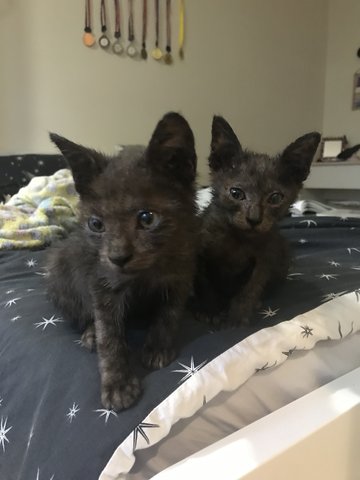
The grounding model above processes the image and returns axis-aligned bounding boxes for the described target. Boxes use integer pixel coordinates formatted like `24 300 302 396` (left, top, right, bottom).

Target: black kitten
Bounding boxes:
46 112 198 411
192 115 320 327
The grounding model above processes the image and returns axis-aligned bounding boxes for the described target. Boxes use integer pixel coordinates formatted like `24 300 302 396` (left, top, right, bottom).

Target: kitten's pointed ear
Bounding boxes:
146 112 197 185
209 116 242 171
280 132 321 183
49 133 108 195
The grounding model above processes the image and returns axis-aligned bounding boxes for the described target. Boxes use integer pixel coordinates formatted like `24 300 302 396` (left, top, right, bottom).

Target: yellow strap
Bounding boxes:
178 0 184 55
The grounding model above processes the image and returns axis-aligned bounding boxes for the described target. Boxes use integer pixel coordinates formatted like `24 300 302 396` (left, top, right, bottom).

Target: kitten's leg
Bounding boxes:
190 266 227 327
190 291 225 326
228 260 288 326
226 261 270 326
142 309 178 369
142 286 187 370
93 293 142 411
229 289 262 326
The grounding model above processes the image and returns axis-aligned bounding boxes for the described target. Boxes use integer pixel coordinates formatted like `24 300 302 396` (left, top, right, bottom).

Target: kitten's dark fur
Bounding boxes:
192 116 320 327
46 112 198 411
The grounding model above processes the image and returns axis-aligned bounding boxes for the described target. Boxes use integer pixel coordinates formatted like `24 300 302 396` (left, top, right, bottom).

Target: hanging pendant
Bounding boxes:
178 0 185 59
113 39 124 55
164 49 173 64
127 42 138 57
141 0 148 60
83 31 96 47
113 0 123 55
83 0 95 47
151 47 163 60
164 0 173 64
99 34 110 49
99 0 110 49
152 0 162 61
141 45 148 60
127 0 137 57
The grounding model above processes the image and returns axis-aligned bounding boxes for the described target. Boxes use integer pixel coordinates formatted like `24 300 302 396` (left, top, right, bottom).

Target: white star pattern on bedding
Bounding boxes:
0 416 12 452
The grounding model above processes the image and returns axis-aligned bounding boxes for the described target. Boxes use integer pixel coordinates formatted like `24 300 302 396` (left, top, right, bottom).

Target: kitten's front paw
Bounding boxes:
228 313 249 327
142 346 177 370
193 310 213 325
228 303 253 326
209 310 229 328
81 324 96 351
101 375 142 411
193 310 227 328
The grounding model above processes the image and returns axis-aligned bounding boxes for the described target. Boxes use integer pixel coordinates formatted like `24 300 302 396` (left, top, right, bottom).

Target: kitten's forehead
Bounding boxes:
98 145 147 184
215 152 281 189
240 152 276 176
86 148 185 213
102 145 147 175
116 145 146 166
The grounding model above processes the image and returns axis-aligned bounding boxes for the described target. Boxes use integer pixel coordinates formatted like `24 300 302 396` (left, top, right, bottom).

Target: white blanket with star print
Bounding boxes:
100 288 360 479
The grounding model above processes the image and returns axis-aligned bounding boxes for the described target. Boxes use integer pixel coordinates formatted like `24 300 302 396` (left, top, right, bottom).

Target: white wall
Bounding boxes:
0 0 328 184
322 0 360 146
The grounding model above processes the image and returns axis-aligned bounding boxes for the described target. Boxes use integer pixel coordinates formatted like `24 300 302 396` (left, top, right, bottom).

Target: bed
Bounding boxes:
0 158 360 480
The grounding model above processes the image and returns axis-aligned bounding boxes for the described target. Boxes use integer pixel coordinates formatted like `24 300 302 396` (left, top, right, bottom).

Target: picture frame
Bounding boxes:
352 71 360 110
319 136 347 162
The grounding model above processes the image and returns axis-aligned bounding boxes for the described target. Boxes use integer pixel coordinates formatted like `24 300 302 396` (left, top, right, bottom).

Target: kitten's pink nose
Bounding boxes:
108 253 133 267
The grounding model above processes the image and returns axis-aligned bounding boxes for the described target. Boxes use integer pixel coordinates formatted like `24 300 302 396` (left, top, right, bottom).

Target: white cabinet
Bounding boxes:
302 162 360 203
305 163 360 189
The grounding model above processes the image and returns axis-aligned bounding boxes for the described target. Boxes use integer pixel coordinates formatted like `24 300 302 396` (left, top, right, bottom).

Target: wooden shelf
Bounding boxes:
313 161 360 166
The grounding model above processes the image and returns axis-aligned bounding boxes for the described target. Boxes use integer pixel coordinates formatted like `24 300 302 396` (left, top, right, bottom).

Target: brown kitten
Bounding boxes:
192 115 320 327
46 112 199 411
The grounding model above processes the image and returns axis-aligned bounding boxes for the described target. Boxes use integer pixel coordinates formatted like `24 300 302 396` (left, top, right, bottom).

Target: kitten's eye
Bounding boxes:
137 210 160 229
229 187 245 200
88 216 105 233
268 192 284 205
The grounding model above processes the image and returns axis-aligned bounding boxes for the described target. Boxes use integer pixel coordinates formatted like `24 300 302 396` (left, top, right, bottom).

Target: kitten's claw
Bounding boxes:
142 346 177 370
226 310 247 327
193 310 224 327
209 310 229 328
81 324 96 351
101 375 142 411
194 311 212 324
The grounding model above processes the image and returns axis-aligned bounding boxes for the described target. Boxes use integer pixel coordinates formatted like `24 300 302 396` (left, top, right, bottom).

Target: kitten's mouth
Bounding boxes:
104 261 141 277
247 226 261 234
241 222 270 233
120 262 154 275
120 266 142 275
102 253 155 276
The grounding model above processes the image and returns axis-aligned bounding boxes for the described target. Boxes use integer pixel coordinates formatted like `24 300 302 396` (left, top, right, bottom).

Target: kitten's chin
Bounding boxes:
233 221 273 234
250 224 273 234
120 266 143 276
106 269 136 283
108 263 154 279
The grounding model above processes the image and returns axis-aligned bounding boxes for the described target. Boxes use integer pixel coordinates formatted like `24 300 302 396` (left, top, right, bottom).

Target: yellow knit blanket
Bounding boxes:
0 169 79 249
